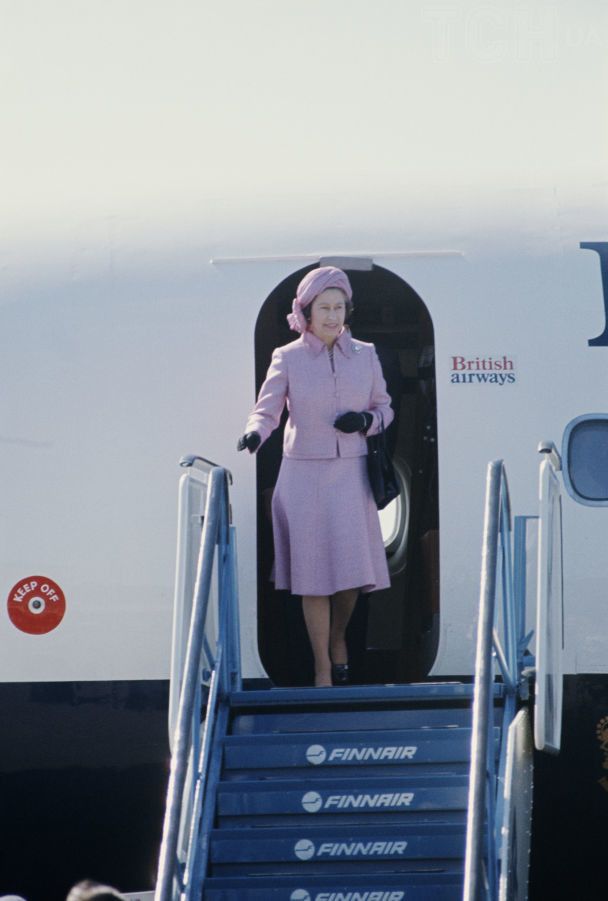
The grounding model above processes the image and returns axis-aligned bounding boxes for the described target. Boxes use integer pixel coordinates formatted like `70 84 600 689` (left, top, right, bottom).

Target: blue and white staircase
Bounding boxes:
201 682 502 900
154 453 561 901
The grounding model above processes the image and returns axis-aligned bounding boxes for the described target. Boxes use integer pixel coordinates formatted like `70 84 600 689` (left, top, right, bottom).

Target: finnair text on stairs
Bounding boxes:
318 841 407 857
305 744 417 765
294 839 408 860
301 791 414 812
291 891 405 901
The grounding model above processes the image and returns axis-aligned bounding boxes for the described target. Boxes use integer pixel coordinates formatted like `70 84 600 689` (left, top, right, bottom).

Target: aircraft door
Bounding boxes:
253 263 439 686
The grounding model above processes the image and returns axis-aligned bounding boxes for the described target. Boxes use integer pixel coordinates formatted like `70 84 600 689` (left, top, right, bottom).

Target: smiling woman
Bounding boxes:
305 289 351 344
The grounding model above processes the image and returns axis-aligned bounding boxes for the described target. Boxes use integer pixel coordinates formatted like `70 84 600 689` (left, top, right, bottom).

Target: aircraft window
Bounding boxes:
378 456 410 572
379 496 400 545
562 415 608 506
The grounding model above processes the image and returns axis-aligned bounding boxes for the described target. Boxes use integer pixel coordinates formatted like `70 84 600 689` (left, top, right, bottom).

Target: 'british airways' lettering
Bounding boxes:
451 355 513 371
450 355 516 385
451 372 515 384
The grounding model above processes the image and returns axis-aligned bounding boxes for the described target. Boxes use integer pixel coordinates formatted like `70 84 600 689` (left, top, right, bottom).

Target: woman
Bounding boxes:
238 267 394 687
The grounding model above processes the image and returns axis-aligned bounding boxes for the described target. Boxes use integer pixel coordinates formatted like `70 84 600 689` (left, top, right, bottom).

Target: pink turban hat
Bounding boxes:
287 266 353 333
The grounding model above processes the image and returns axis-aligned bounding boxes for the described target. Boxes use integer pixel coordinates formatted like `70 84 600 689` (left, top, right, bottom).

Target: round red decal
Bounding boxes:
7 576 66 635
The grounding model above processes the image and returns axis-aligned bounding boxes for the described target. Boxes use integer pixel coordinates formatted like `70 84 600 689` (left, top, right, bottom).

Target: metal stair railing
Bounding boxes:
535 441 564 754
155 460 241 901
463 461 534 901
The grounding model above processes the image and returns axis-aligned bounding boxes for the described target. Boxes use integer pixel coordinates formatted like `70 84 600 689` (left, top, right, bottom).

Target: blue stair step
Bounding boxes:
193 681 502 896
210 823 466 873
216 775 468 823
229 682 503 709
203 870 464 900
230 705 485 736
217 809 468 829
210 857 463 878
223 726 497 773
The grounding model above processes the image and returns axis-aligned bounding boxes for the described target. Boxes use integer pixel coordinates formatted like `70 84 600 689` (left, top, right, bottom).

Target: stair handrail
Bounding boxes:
534 441 564 753
463 460 528 901
155 461 240 901
168 459 211 751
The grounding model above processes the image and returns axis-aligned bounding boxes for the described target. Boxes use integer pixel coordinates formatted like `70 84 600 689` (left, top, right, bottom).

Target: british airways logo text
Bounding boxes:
450 355 516 385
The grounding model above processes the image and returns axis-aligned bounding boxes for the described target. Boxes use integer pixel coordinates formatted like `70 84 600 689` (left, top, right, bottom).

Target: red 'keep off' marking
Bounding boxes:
7 576 66 635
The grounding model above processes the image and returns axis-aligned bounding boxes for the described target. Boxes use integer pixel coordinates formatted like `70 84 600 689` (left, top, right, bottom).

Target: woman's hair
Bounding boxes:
65 881 126 901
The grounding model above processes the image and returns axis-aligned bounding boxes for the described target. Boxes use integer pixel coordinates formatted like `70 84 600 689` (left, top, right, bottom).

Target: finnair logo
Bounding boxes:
294 839 316 861
305 744 417 765
301 791 414 812
306 745 327 765
302 792 323 813
290 891 405 901
293 839 407 861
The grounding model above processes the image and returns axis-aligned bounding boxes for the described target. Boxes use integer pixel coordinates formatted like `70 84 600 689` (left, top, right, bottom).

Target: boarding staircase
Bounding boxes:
191 681 498 900
154 446 563 901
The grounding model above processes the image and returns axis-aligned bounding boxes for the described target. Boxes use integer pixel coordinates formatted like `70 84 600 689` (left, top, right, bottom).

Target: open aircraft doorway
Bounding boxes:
253 262 438 686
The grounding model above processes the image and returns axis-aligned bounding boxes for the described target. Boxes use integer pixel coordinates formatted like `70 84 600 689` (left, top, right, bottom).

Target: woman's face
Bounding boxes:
308 289 346 345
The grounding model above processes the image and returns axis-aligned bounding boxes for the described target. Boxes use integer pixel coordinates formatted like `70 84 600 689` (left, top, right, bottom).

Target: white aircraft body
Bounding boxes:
1 2 607 899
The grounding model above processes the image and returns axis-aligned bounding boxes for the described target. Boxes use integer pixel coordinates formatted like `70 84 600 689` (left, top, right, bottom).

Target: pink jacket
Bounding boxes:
245 329 394 459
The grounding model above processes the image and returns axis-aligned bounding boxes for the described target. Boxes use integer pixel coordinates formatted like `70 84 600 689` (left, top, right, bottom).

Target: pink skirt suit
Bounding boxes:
245 328 394 597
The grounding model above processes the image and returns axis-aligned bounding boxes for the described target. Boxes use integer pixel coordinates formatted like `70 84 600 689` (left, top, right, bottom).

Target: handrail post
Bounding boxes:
513 515 535 677
155 460 241 901
155 467 225 901
218 482 232 693
463 460 502 901
230 525 242 692
500 481 517 686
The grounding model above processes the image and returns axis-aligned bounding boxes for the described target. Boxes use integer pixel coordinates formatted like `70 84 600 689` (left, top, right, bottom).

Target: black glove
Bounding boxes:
333 412 373 434
237 431 261 453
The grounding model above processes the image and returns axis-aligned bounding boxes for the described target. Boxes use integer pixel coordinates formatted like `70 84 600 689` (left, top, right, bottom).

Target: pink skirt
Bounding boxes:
271 455 391 596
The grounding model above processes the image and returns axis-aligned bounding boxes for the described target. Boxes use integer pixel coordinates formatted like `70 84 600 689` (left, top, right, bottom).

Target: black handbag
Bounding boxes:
366 414 399 510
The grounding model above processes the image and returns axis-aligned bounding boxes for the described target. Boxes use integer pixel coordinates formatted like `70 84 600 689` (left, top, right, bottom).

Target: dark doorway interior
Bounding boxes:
253 264 439 686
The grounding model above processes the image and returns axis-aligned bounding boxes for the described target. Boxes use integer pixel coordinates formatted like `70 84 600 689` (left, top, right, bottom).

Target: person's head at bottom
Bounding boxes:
66 881 126 901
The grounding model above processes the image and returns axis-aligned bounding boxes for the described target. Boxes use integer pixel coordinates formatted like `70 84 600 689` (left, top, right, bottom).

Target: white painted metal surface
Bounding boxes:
535 457 564 753
499 709 534 901
168 464 214 748
2 1 608 685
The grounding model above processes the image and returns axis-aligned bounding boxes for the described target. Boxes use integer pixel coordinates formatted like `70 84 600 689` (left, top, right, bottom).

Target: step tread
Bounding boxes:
222 726 499 770
229 682 503 709
212 822 467 839
230 706 491 736
216 775 468 818
218 774 469 792
216 809 468 829
203 871 463 899
210 821 466 864
210 859 464 878
205 871 463 886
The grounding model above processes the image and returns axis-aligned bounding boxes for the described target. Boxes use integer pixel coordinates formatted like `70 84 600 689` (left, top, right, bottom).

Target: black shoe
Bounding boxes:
331 663 349 685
